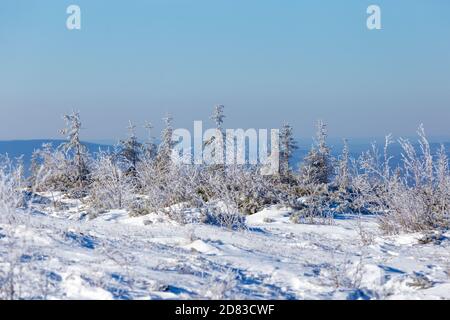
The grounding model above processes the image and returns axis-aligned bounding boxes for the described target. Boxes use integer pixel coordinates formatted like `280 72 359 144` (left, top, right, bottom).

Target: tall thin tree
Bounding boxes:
60 110 89 189
119 120 143 175
279 123 297 177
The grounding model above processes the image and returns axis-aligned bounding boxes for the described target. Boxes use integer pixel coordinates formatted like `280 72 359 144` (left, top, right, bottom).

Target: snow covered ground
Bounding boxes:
1 193 449 300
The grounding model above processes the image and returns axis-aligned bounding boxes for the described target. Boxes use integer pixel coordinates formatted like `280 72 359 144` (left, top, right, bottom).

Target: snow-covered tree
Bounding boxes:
119 121 143 175
336 139 350 190
60 111 90 189
205 105 226 167
211 104 225 134
300 120 333 185
156 114 175 168
143 121 157 160
435 144 450 224
436 144 449 195
279 123 297 177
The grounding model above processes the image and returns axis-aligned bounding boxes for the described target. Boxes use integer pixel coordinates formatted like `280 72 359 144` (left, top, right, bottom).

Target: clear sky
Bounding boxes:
0 0 449 142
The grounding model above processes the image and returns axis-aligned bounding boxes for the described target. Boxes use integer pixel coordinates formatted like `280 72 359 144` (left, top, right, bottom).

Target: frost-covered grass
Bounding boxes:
1 194 449 300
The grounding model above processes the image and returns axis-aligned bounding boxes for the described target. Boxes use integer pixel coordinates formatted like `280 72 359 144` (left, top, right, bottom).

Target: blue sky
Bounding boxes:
0 0 449 142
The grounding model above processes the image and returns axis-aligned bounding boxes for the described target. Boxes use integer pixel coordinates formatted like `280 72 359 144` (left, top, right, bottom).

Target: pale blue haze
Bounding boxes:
0 0 449 141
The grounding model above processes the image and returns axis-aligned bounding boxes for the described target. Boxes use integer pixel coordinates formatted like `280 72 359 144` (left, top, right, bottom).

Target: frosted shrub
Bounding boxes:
133 114 201 216
205 164 282 212
30 112 90 197
222 166 275 214
137 158 200 215
204 268 239 299
0 157 45 300
354 127 450 234
30 144 78 193
18 109 450 234
377 181 436 234
140 165 238 225
87 151 136 213
435 145 450 223
201 201 247 231
336 139 351 191
290 188 334 225
0 156 24 223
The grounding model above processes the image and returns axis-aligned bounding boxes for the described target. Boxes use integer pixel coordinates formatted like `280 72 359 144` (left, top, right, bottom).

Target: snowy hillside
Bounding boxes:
1 112 449 300
1 193 449 300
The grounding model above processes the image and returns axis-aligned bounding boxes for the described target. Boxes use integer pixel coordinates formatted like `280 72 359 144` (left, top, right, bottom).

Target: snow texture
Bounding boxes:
1 194 449 300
